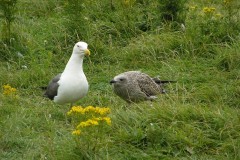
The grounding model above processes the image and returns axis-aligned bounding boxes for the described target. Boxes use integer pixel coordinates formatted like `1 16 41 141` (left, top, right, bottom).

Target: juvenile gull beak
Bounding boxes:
110 80 116 84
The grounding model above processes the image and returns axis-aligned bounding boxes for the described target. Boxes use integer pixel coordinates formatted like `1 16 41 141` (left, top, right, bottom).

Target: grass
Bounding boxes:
0 0 240 159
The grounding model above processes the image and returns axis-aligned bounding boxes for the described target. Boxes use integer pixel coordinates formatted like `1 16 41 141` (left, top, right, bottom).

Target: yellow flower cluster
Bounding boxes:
78 118 99 128
72 130 81 135
69 106 111 136
67 106 110 116
2 84 17 95
77 117 111 128
203 7 216 14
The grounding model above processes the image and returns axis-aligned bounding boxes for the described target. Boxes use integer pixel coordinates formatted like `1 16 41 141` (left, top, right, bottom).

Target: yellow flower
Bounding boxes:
67 106 85 115
72 130 81 135
95 107 111 115
77 122 88 128
85 106 95 112
2 84 17 96
189 5 197 10
92 117 101 121
92 117 111 125
90 120 99 126
203 7 216 14
68 106 111 116
103 117 111 126
77 119 99 128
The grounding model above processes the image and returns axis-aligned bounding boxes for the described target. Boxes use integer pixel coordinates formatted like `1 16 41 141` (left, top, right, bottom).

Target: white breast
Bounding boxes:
53 72 89 104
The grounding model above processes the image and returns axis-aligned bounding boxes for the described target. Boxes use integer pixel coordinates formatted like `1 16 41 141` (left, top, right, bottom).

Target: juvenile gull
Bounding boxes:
110 71 175 103
44 41 90 105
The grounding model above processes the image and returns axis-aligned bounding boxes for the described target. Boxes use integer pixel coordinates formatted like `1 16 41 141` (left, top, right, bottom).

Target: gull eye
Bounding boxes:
119 78 124 81
77 45 80 47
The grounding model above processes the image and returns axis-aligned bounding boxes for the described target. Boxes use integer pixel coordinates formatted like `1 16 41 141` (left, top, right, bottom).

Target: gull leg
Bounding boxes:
65 103 73 125
148 96 157 101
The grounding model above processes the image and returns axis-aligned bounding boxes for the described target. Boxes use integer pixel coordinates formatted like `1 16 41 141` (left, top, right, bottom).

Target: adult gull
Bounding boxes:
44 41 90 106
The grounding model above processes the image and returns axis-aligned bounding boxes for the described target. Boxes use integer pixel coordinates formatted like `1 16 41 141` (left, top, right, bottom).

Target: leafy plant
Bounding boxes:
0 0 22 60
0 0 17 45
67 106 111 155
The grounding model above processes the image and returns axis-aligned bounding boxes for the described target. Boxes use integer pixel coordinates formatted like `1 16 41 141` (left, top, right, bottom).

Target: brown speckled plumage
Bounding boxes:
110 71 175 103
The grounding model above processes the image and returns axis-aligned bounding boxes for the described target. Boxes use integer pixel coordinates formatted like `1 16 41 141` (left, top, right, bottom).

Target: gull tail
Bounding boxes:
152 77 177 85
152 77 177 94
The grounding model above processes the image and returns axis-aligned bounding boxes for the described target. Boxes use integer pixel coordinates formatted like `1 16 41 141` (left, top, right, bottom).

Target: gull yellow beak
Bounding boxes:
84 49 90 56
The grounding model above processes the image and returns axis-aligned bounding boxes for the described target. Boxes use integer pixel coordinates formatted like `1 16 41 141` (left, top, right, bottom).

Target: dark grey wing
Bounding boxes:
136 73 160 96
44 73 61 100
